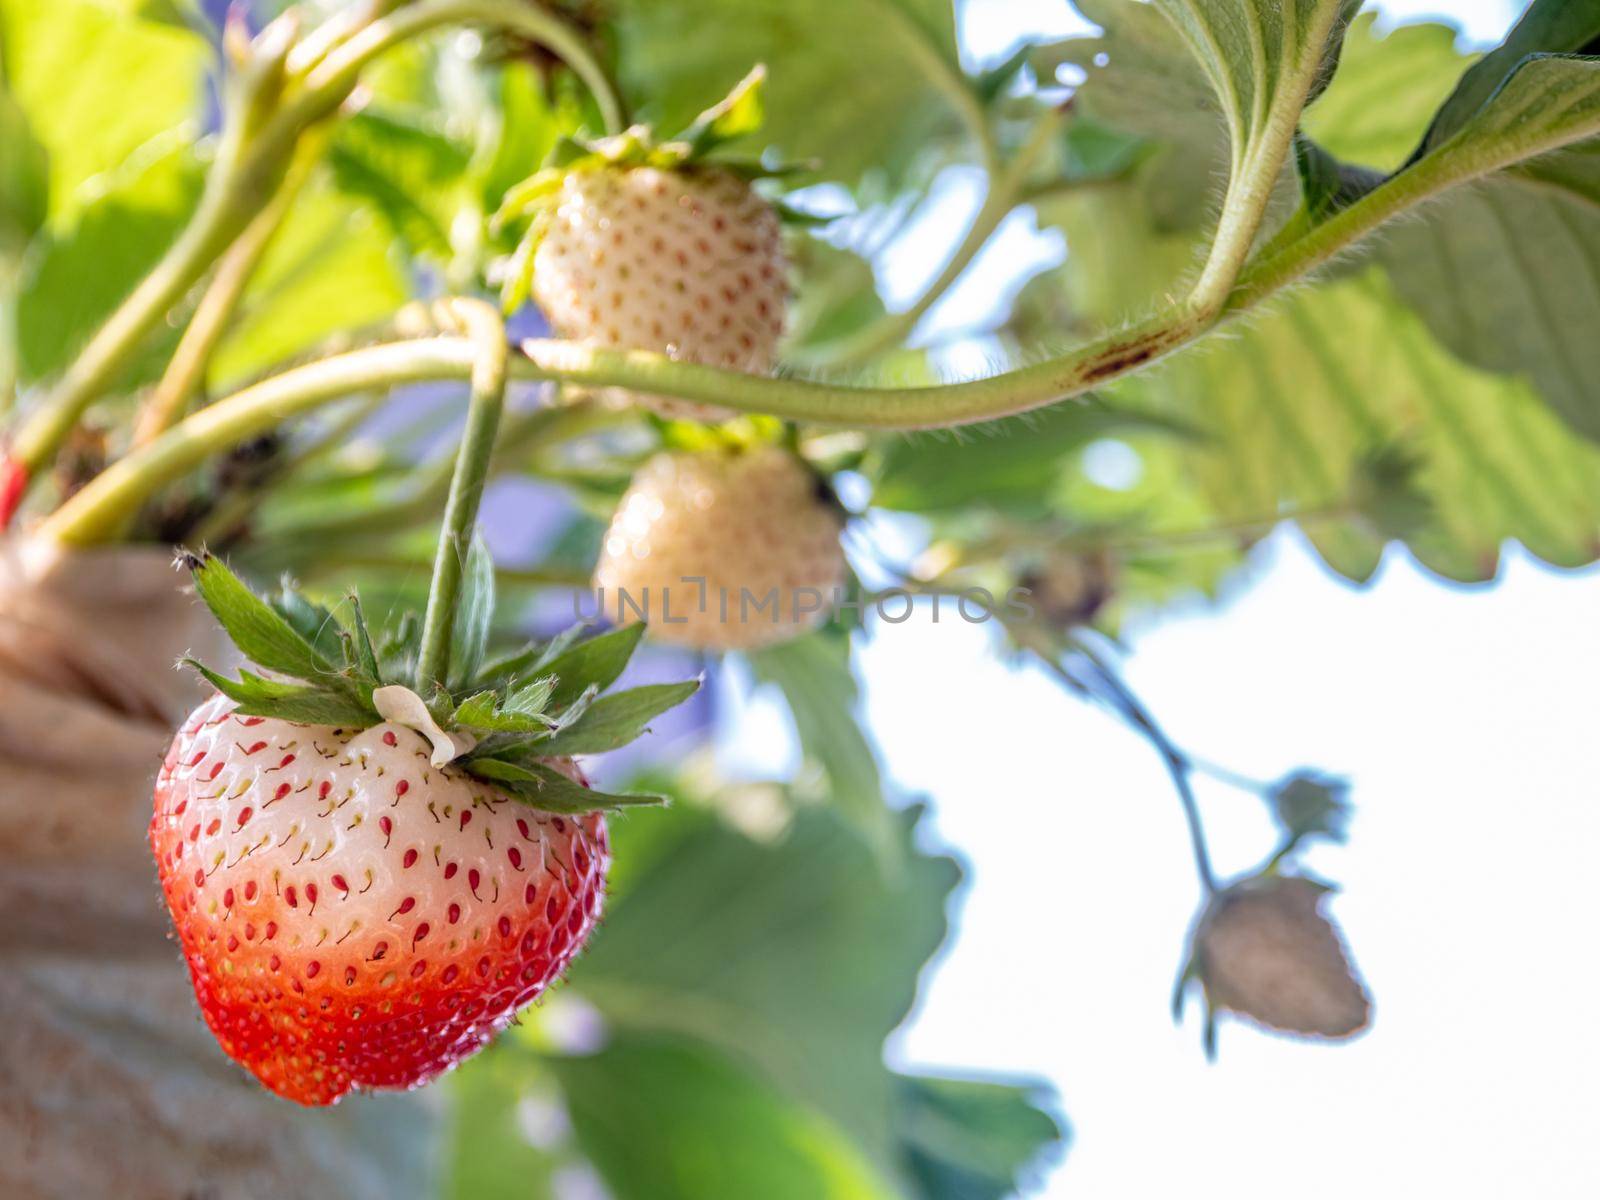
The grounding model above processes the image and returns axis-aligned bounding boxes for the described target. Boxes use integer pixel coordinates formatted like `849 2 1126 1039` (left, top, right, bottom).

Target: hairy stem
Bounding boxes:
415 299 508 694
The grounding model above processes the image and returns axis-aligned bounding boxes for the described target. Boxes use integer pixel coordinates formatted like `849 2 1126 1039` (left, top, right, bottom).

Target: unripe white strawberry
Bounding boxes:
593 446 846 651
1190 874 1370 1040
532 165 787 421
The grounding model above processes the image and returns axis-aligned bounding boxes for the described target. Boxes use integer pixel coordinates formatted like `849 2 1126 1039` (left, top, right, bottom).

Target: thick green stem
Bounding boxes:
415 299 508 694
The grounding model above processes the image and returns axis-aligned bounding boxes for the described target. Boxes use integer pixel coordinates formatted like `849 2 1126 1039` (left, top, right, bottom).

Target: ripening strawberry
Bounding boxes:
151 695 606 1105
593 445 847 651
531 164 787 421
152 553 695 1105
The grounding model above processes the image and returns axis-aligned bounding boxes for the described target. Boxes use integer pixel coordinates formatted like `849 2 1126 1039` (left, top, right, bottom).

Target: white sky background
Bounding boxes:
722 1 1600 1195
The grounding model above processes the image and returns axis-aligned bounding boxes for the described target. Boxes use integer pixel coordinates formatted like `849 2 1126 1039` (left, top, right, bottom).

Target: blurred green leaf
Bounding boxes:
1300 13 1473 173
210 180 410 387
783 237 887 355
0 0 205 224
554 1034 893 1199
16 139 200 386
1414 0 1600 158
0 85 47 260
569 799 960 1182
745 632 885 830
329 110 472 261
444 1052 560 1200
894 1073 1066 1200
605 0 969 191
867 400 1197 515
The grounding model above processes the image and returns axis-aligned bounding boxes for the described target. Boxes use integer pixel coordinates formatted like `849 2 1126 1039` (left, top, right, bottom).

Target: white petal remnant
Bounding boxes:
371 685 477 767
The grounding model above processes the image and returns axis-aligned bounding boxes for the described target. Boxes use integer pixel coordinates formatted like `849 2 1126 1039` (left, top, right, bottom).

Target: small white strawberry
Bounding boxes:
499 68 790 422
593 445 847 651
532 164 786 422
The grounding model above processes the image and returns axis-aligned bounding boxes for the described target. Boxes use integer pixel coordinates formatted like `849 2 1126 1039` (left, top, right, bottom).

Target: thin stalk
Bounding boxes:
1061 641 1217 894
415 298 508 693
870 0 997 173
815 105 1067 367
133 140 318 447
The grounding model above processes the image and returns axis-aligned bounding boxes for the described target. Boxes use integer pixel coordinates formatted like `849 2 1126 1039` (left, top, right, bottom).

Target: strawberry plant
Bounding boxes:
1 0 1597 1195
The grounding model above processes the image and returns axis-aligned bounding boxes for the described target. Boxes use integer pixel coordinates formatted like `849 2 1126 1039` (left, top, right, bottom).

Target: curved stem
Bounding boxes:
515 308 1201 427
133 141 316 448
1061 641 1216 894
296 0 625 137
815 105 1067 367
42 338 480 545
415 299 508 693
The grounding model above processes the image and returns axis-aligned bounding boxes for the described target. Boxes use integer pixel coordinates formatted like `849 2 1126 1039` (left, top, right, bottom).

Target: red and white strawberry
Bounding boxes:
150 551 695 1105
151 694 607 1106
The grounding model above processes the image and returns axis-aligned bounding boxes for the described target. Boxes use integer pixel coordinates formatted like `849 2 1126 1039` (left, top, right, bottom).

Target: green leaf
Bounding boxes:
442 1052 561 1200
552 1034 895 1200
187 663 376 727
448 534 496 692
746 634 884 829
272 585 347 666
535 623 647 709
678 65 769 157
533 681 701 757
468 758 664 813
16 139 200 385
209 179 410 388
893 1073 1066 1200
450 678 556 734
569 799 961 1183
1299 13 1473 173
1414 0 1600 158
603 0 969 190
0 0 205 224
0 85 47 260
343 593 382 685
187 552 333 680
328 109 471 261
1153 266 1600 581
1151 0 1362 134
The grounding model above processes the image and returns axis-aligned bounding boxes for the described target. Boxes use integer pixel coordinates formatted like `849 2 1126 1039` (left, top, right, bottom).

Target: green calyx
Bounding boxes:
493 64 813 312
179 548 699 814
